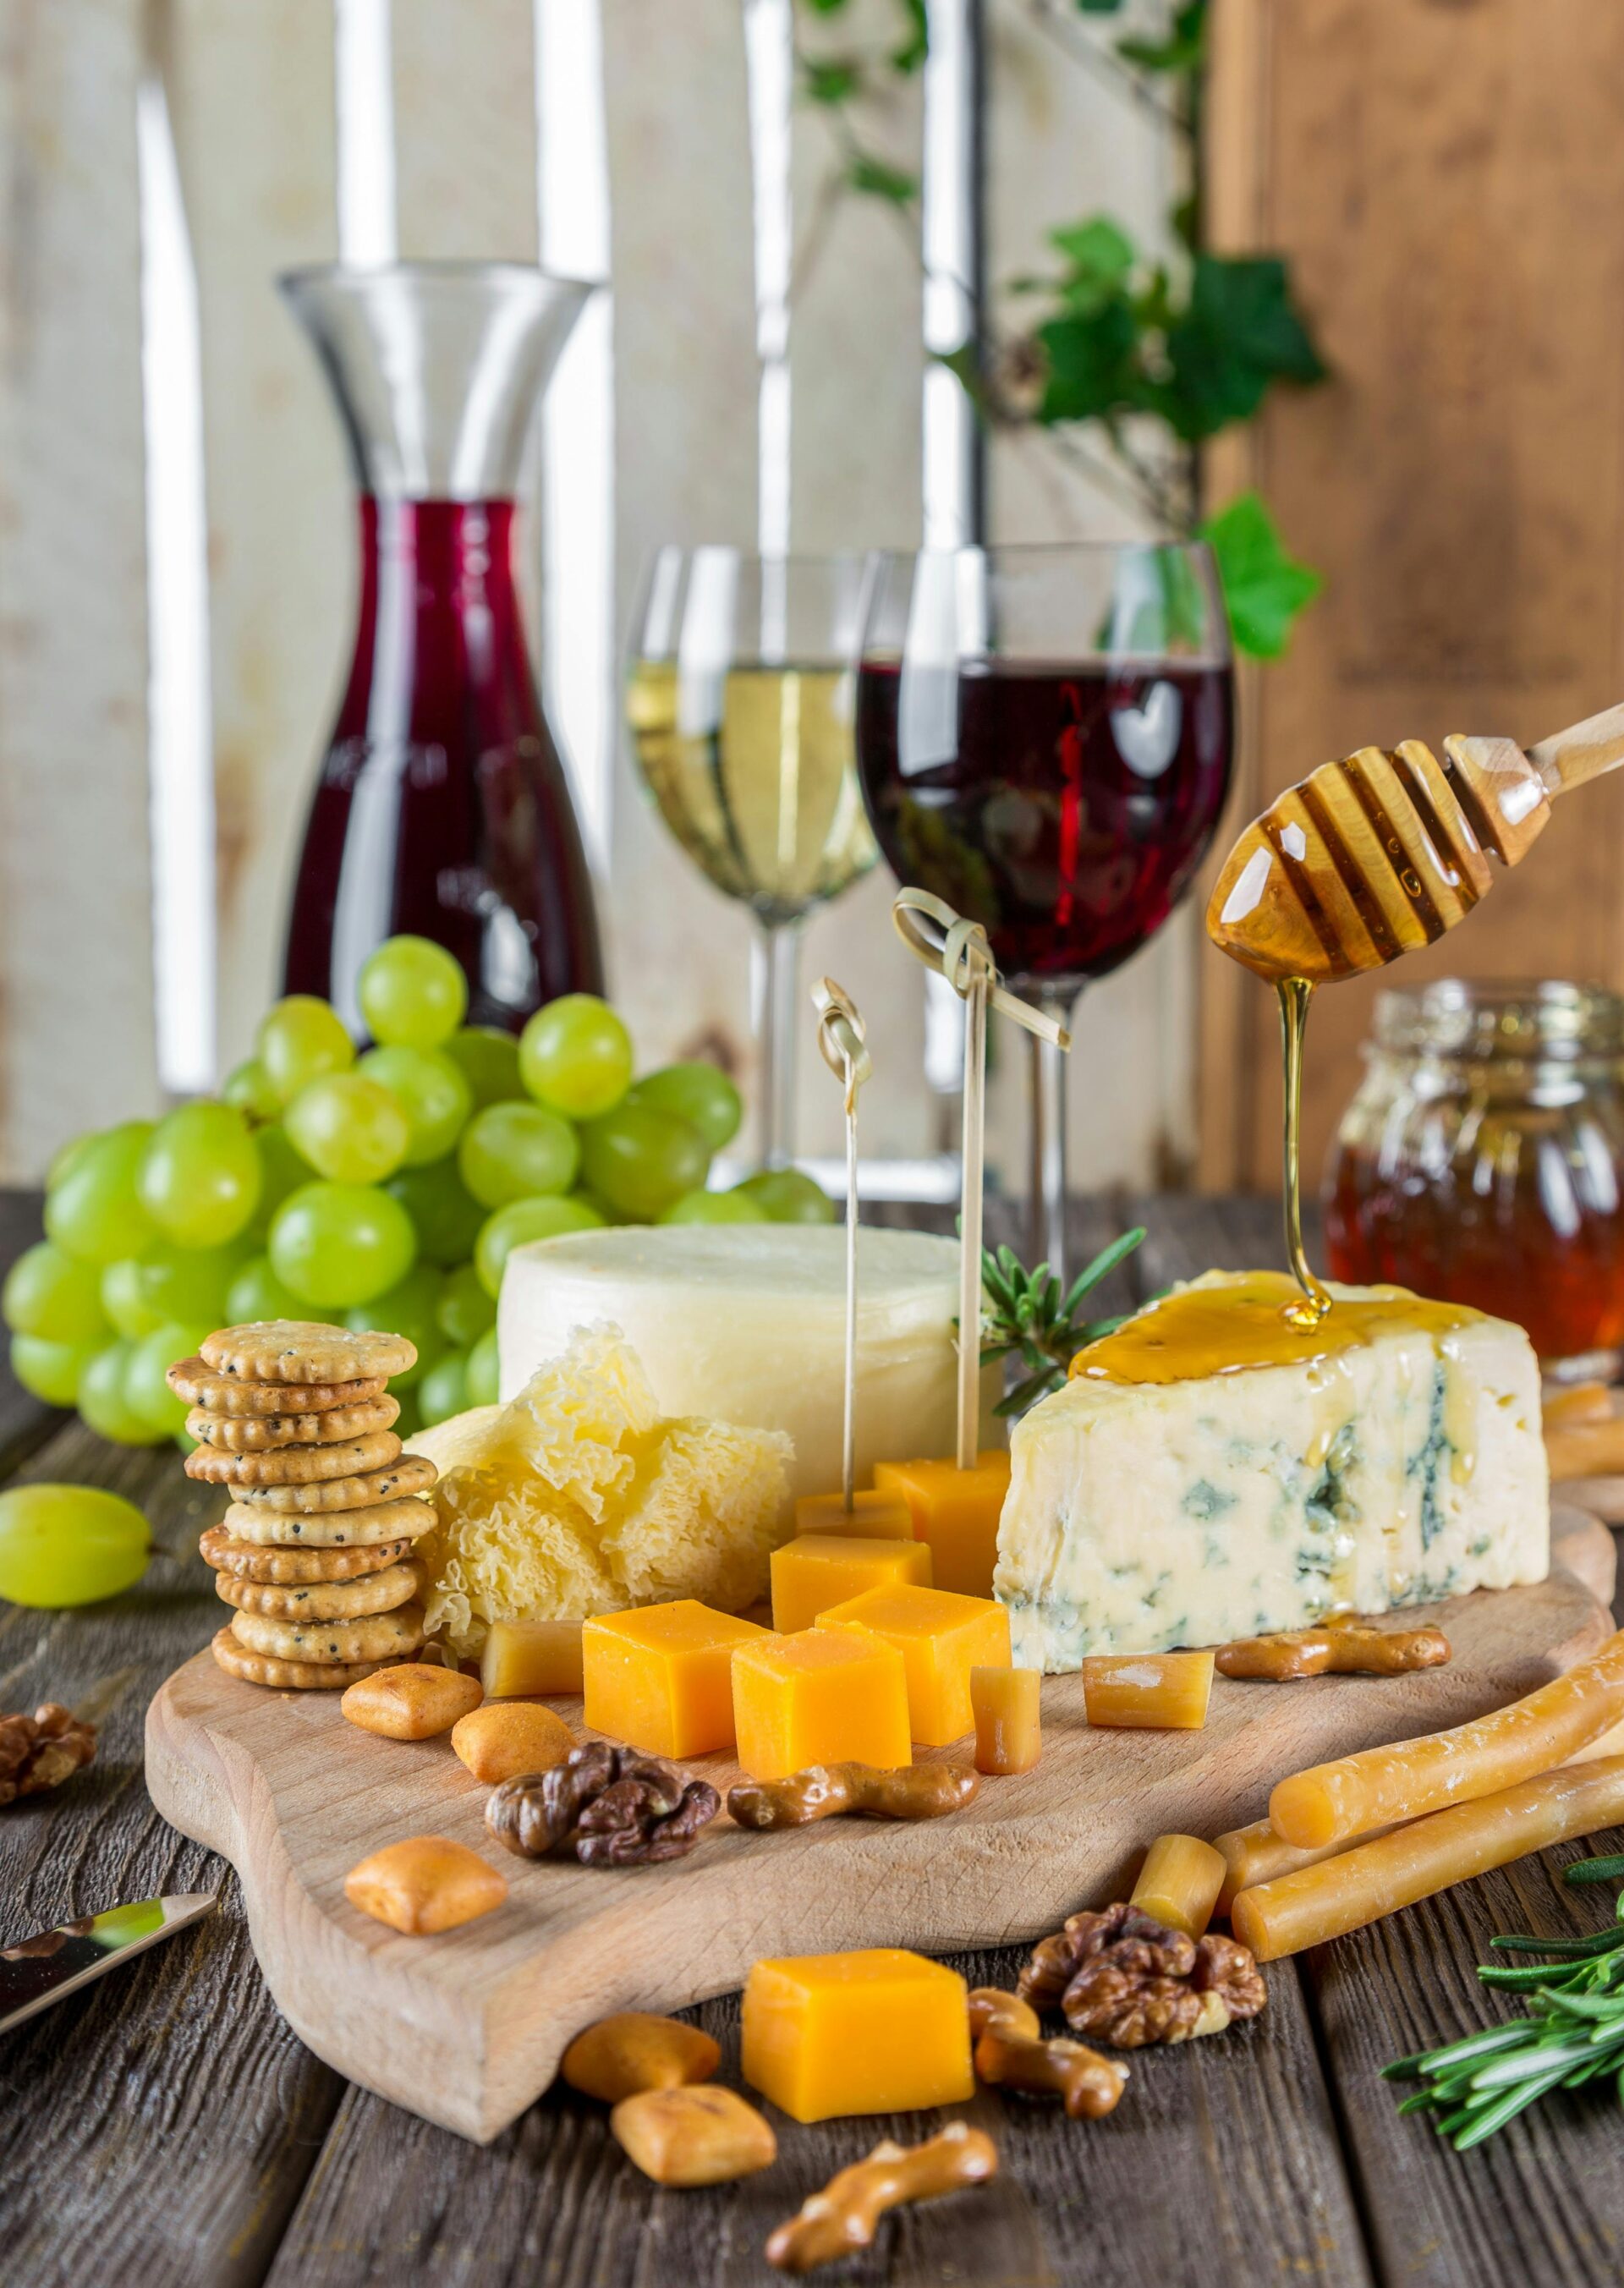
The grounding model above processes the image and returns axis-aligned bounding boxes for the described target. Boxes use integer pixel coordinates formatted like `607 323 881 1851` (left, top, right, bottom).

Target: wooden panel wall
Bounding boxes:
0 0 160 1171
1202 0 1624 1195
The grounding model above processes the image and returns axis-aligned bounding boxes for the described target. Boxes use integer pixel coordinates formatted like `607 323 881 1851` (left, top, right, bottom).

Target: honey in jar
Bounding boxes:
1323 980 1624 1371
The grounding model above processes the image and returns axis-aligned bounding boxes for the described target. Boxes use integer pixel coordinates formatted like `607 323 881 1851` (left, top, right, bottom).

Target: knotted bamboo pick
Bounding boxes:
812 976 872 1512
892 889 1070 1469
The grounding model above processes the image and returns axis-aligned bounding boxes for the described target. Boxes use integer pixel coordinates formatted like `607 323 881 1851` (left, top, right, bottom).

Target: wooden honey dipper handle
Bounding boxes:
1528 700 1624 796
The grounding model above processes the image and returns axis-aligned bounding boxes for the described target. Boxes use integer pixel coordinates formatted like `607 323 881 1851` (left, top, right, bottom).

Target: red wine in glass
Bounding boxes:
283 496 602 1030
854 659 1234 990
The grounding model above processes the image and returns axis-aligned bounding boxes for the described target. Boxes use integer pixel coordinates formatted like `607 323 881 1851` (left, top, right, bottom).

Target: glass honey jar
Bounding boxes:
1322 979 1624 1374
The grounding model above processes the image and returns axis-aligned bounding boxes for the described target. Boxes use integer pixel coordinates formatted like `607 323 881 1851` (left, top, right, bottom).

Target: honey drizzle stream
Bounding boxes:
1278 976 1332 1327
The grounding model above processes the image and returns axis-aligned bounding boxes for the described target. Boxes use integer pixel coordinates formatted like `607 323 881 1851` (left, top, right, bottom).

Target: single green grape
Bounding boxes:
475 1194 603 1299
0 1484 151 1606
734 1167 837 1224
258 995 354 1106
47 1131 100 1193
457 1100 579 1208
125 1320 211 1435
226 1254 307 1326
138 1102 262 1248
436 1261 495 1348
11 1332 102 1407
385 1157 486 1268
571 1188 632 1226
284 1073 411 1186
579 1103 710 1221
269 1182 417 1309
359 1045 472 1166
101 1258 167 1342
417 1348 469 1426
628 1062 743 1152
359 935 468 1049
79 1342 167 1445
519 995 634 1120
248 1122 312 1237
222 1057 280 1122
444 1024 523 1110
465 1326 501 1406
345 1261 444 1390
131 1240 243 1331
658 1187 771 1226
45 1123 157 1265
3 1242 111 1342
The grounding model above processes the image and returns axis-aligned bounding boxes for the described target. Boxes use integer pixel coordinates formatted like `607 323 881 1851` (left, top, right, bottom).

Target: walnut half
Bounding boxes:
1018 1901 1266 2049
0 1704 96 1808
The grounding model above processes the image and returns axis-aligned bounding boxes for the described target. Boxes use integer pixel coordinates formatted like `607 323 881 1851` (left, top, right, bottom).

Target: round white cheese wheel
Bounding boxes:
497 1224 993 1513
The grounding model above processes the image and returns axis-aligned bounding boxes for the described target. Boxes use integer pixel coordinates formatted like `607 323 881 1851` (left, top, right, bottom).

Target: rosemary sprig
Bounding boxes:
1381 1852 1624 2148
979 1226 1148 1418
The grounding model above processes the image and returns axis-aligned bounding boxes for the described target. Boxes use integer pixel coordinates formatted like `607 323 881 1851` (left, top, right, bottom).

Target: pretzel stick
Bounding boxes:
765 2122 998 2274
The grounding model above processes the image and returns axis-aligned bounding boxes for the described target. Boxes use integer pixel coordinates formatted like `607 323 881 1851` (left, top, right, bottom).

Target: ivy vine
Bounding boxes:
792 0 1325 658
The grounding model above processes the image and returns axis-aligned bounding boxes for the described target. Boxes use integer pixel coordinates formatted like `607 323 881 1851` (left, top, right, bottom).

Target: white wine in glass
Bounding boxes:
628 551 878 1163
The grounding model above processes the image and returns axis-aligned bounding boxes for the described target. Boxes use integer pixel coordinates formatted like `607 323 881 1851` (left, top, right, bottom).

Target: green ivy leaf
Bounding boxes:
803 57 861 104
1073 0 1126 13
1036 301 1142 425
847 151 919 206
1117 0 1207 74
1048 215 1137 315
1200 492 1321 660
803 0 850 14
890 0 928 72
1162 254 1325 439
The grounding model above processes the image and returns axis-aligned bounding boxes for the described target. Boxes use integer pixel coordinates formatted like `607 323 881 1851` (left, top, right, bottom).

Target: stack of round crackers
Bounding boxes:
168 1321 439 1691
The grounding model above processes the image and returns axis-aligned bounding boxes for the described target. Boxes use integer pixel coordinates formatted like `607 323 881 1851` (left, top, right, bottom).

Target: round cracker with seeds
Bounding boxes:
220 1494 436 1547
225 1455 436 1512
229 1603 425 1666
214 1560 421 1623
199 1524 414 1582
184 1429 403 1487
200 1321 416 1385
167 1358 387 1415
186 1397 399 1451
211 1626 388 1692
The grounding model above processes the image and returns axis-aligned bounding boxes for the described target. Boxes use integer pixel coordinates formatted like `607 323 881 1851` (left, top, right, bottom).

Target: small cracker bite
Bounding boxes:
200 1320 417 1385
214 1560 422 1622
167 1357 388 1415
228 1604 425 1666
210 1626 387 1692
184 1429 404 1487
199 1524 415 1581
219 1495 436 1547
226 1456 436 1512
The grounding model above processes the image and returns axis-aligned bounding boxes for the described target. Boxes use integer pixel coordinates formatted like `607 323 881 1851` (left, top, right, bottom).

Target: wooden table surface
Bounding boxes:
3 1190 1623 2288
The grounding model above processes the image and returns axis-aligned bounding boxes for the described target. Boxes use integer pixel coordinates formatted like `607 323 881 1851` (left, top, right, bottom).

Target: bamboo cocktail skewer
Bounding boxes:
1207 699 1624 985
892 889 1069 1468
811 977 871 1513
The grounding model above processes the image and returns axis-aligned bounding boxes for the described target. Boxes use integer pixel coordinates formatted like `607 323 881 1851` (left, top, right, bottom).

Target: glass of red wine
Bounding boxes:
855 543 1233 1276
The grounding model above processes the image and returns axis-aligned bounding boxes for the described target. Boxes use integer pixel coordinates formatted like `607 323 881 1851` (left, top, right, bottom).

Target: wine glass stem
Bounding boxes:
1028 996 1078 1279
754 916 804 1168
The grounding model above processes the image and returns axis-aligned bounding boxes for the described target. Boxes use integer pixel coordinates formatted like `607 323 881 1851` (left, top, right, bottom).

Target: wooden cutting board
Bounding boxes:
145 1507 1616 2143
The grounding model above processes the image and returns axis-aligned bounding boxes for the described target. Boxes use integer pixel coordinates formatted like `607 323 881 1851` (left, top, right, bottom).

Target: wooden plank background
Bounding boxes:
6 0 1624 1205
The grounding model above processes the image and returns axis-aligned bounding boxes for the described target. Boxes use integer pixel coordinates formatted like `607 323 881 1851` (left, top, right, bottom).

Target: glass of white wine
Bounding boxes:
627 548 879 1165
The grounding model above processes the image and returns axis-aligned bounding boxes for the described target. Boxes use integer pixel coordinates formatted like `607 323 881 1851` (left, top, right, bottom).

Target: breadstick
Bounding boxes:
1211 1815 1404 1914
1232 1756 1624 1962
1269 1628 1624 1848
1545 1417 1624 1482
1542 1380 1613 1431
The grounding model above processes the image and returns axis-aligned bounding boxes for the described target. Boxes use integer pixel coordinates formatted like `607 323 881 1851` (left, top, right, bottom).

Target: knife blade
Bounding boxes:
0 1892 216 2035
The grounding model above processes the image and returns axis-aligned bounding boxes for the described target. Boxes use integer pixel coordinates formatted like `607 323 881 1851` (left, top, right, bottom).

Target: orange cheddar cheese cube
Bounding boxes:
731 1627 912 1780
769 1533 931 1633
583 1600 771 1759
794 1488 916 1539
816 1582 1010 1746
742 1949 974 2122
871 1451 1011 1597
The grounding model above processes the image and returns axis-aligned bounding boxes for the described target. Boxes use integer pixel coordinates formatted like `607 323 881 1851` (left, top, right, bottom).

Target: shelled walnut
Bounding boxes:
486 1742 720 1868
0 1704 96 1807
1018 1901 1265 2047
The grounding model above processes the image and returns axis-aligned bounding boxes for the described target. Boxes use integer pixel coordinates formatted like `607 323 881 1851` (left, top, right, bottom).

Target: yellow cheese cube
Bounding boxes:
871 1451 1011 1597
1083 1649 1215 1731
794 1488 916 1539
583 1600 771 1758
742 1949 973 2122
480 1618 584 1698
769 1533 931 1633
731 1628 912 1780
816 1583 1010 1746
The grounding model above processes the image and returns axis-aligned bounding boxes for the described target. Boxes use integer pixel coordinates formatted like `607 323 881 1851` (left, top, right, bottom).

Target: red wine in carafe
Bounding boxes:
283 496 602 1030
855 658 1233 990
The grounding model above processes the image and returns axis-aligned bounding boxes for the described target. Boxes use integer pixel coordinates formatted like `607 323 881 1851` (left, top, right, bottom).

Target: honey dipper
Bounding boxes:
1206 700 1624 984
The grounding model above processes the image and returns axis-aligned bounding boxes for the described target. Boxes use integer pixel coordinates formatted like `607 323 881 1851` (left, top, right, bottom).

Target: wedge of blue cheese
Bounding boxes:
995 1270 1548 1669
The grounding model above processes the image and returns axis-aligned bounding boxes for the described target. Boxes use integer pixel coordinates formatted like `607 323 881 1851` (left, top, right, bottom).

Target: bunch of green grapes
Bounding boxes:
4 936 834 1450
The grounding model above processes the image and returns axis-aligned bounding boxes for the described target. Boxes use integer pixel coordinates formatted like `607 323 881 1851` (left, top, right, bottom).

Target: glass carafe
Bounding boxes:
279 261 603 1033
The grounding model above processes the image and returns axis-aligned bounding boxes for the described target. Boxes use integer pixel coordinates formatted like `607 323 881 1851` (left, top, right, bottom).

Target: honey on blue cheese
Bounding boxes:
996 1270 1548 1670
